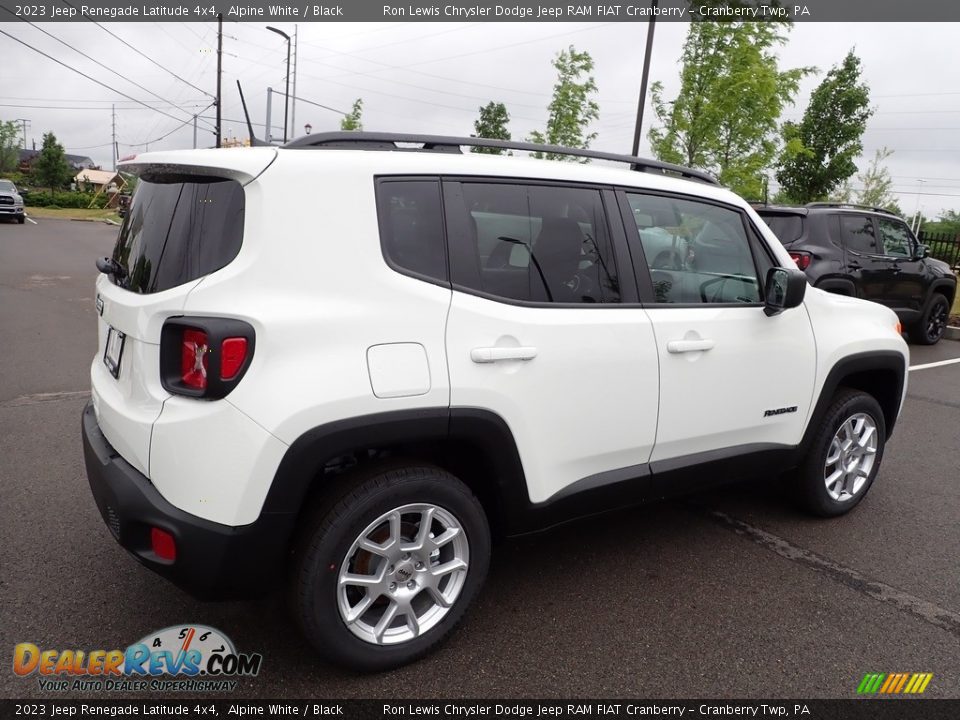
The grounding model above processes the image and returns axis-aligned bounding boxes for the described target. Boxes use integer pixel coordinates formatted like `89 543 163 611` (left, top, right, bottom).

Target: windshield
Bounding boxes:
758 213 804 245
0 180 16 193
111 175 245 294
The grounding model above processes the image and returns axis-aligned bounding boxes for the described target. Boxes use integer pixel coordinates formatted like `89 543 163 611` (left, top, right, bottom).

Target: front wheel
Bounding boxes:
909 294 950 345
792 389 886 517
292 465 490 671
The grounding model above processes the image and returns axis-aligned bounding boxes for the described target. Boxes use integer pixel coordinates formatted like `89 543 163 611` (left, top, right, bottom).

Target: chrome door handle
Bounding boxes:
470 346 538 363
666 339 715 354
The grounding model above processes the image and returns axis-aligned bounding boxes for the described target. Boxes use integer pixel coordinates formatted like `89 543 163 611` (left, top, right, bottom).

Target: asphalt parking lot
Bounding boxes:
1 218 958 699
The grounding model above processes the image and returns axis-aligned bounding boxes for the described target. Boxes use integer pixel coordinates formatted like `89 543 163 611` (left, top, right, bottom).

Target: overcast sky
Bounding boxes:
3 20 959 217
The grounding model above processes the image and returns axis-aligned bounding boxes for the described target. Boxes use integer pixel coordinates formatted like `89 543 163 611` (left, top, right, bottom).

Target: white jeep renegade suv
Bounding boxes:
82 133 908 671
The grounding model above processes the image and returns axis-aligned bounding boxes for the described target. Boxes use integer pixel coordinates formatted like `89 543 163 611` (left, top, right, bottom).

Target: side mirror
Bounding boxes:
915 243 930 259
764 267 807 317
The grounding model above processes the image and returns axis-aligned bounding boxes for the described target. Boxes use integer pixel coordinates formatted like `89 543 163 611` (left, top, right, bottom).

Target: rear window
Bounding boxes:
757 213 804 245
111 175 245 294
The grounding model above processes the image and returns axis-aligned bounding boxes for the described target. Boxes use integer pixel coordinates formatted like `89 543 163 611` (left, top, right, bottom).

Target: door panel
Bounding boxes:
446 296 660 503
644 306 815 461
620 190 816 465
443 179 659 504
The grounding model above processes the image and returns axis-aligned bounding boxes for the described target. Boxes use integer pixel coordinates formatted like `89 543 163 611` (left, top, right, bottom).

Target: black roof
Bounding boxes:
18 149 96 168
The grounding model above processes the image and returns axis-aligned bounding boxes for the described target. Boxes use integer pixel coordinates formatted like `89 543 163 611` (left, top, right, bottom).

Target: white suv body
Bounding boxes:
83 134 908 670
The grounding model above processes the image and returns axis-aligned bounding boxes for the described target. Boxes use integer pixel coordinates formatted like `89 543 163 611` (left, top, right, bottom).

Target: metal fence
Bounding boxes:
918 231 960 269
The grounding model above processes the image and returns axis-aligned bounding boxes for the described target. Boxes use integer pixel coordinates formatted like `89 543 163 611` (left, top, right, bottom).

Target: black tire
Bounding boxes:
292 464 490 671
908 293 950 345
793 388 886 517
17 215 26 224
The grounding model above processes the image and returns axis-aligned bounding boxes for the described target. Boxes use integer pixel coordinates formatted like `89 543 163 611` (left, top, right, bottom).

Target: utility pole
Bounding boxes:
14 118 30 149
290 25 298 139
193 115 198 149
216 14 223 148
111 104 117 171
631 0 658 157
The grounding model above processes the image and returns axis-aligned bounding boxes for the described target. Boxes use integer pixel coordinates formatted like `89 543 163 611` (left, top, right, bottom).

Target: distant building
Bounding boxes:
18 149 97 172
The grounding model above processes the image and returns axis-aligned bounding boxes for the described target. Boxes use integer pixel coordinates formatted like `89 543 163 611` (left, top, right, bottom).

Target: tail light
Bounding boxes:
160 317 255 398
789 251 812 271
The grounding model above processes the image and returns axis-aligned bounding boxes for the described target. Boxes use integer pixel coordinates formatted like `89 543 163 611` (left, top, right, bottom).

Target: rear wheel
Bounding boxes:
909 293 949 345
292 464 490 671
793 389 886 517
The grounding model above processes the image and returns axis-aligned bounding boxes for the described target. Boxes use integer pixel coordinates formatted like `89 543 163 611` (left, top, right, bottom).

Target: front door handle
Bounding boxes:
471 346 538 363
666 339 715 354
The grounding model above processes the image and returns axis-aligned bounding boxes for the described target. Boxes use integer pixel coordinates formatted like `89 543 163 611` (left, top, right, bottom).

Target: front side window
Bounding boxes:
838 214 880 255
626 193 762 304
450 182 620 304
876 218 914 257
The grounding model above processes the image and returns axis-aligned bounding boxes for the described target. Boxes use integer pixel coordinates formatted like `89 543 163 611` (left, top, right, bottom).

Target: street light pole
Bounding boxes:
267 26 291 143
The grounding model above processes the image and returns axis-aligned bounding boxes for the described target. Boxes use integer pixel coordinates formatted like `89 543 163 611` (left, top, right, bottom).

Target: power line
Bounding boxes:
121 102 217 148
0 17 211 132
59 0 215 100
0 28 212 130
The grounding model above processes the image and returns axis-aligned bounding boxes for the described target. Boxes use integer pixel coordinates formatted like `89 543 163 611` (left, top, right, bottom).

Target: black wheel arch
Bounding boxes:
261 408 529 543
799 351 906 456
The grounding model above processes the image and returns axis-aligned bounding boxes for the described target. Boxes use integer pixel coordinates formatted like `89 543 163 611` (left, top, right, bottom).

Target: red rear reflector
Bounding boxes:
789 252 812 271
151 527 176 561
181 328 209 390
220 337 248 380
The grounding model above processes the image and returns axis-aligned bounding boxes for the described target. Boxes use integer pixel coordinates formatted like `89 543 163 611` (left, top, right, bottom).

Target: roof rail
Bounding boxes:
806 201 897 215
282 132 721 186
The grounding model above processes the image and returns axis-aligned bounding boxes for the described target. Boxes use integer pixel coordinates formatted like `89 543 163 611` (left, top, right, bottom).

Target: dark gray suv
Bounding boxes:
757 202 956 345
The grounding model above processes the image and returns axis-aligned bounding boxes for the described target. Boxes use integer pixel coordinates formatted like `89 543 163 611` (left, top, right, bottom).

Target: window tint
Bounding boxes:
626 193 762 304
376 180 447 283
112 176 244 294
757 213 804 245
451 183 620 304
876 218 913 257
839 215 880 255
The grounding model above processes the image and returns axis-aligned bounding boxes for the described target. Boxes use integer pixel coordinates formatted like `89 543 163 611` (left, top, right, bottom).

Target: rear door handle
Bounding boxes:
666 339 715 354
470 346 538 363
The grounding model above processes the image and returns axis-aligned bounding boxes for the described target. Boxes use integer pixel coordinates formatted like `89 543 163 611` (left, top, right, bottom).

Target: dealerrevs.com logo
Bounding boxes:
13 625 262 692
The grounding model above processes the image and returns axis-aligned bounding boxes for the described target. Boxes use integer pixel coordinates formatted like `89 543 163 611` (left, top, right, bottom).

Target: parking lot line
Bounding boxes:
909 358 960 372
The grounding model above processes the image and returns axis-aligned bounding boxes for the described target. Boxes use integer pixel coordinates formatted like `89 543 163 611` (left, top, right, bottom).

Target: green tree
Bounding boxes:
529 45 599 161
471 101 511 154
922 210 960 236
649 20 811 199
34 132 73 195
777 50 872 203
0 120 20 173
855 147 901 215
340 98 363 131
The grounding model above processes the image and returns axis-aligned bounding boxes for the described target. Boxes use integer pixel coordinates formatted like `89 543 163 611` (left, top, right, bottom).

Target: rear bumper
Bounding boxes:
82 401 294 599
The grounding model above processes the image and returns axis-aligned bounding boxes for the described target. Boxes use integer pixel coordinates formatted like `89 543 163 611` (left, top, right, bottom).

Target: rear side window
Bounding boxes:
758 213 804 245
112 176 244 294
448 182 620 304
838 214 880 255
376 179 448 284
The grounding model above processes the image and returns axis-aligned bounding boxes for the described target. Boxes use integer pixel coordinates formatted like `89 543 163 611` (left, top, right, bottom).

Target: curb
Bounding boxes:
945 326 960 342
